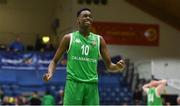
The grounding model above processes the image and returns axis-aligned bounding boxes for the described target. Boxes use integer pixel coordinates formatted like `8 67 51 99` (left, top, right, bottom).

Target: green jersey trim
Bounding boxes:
155 88 161 97
97 35 101 57
67 33 73 53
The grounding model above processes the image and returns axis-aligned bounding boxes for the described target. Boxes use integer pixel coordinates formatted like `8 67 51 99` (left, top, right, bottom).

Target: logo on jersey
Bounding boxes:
75 39 81 43
91 40 96 46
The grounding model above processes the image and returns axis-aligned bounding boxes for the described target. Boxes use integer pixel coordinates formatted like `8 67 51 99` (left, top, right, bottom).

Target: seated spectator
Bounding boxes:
42 90 55 105
56 89 64 105
8 36 25 52
15 95 28 105
35 34 44 51
44 42 55 51
2 96 10 105
28 91 41 105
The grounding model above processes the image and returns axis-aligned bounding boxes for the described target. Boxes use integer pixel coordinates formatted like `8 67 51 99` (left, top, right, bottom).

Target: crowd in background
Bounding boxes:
0 34 59 105
0 34 55 52
0 88 64 105
1 82 180 105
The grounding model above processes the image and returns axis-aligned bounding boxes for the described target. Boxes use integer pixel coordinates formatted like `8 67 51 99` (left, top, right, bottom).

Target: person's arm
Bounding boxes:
43 34 70 82
100 36 125 72
155 80 167 96
142 83 150 93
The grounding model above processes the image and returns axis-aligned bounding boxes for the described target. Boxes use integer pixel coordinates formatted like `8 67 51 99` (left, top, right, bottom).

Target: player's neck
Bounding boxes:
79 28 90 37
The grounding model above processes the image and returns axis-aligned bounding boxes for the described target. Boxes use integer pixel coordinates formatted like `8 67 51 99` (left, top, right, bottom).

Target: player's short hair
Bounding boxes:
77 8 91 17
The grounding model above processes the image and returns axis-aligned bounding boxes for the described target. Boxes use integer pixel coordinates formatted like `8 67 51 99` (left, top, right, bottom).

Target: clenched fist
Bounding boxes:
43 72 53 82
117 59 126 71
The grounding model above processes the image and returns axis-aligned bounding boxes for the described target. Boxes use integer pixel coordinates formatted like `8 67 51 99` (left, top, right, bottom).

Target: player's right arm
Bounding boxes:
142 83 150 93
43 34 70 82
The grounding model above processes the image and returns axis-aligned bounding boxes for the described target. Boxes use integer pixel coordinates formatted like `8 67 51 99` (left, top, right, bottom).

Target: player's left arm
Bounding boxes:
156 80 167 96
100 36 126 72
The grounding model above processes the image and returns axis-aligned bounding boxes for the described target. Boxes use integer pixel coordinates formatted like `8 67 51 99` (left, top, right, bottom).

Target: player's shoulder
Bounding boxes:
61 33 73 42
65 31 80 38
63 34 70 40
90 32 100 37
90 32 104 41
64 32 74 38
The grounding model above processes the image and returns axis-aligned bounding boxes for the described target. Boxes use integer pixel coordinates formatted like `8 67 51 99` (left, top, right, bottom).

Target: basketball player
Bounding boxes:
142 79 167 106
43 8 126 105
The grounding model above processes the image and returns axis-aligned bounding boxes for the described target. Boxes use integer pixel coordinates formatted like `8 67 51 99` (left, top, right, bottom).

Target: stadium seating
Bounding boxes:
0 69 17 84
0 52 133 105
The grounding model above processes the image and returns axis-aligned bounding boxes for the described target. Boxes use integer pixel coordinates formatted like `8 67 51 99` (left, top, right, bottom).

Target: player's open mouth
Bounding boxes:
84 21 91 25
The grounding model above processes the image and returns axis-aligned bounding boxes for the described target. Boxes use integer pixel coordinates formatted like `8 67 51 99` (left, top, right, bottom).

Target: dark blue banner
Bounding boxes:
0 51 66 70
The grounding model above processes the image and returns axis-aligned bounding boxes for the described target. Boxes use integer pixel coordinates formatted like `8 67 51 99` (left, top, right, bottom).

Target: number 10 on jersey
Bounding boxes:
81 45 89 56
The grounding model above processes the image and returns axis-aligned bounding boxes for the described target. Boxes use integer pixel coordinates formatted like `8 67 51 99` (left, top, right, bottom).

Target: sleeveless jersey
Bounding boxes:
66 31 100 82
147 88 162 106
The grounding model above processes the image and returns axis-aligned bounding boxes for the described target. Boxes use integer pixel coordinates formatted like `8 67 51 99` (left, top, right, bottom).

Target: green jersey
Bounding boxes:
42 95 55 105
66 31 100 82
147 88 162 106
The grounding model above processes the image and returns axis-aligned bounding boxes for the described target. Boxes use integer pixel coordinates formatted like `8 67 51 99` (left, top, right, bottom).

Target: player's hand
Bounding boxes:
43 72 53 82
117 59 126 71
